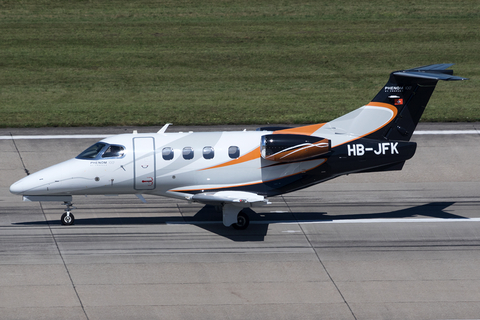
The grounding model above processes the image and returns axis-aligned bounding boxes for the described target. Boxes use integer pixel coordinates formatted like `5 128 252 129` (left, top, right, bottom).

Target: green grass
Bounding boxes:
0 0 479 127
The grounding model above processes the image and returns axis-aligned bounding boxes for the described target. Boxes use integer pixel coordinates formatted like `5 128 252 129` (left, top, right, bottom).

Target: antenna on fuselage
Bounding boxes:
157 123 172 134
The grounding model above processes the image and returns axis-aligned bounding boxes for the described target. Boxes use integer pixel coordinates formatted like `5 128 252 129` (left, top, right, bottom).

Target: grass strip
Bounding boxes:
1 0 479 127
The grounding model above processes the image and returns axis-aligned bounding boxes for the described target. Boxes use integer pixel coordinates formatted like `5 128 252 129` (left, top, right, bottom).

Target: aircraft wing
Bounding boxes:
190 191 271 227
165 190 271 227
190 191 271 208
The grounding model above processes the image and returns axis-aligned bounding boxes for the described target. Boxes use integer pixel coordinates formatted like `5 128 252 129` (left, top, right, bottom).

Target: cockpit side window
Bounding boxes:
102 145 125 158
76 143 107 159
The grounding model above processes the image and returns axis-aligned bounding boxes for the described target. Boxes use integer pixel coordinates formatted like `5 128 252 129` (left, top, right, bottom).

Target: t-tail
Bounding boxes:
365 63 468 141
296 64 469 175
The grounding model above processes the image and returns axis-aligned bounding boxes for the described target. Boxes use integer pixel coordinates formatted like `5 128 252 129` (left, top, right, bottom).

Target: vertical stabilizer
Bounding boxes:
367 64 467 141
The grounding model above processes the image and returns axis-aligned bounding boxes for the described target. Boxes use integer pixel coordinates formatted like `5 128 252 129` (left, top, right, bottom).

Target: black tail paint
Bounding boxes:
367 64 467 141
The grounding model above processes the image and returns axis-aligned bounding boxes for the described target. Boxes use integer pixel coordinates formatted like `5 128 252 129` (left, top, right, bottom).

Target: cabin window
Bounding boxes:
76 142 107 159
162 147 174 160
102 145 125 158
228 146 240 159
203 146 214 159
183 147 194 160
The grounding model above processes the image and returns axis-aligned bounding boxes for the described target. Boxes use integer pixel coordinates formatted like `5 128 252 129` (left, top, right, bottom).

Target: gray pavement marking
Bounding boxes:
283 194 358 320
39 202 90 320
10 133 30 176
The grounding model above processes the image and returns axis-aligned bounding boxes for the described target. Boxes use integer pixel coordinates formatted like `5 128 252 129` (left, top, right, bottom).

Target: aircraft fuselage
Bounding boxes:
9 64 467 229
11 125 416 200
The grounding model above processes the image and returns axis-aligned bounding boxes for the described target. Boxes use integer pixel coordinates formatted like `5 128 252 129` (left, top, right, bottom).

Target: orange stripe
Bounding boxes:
366 101 398 114
202 103 396 169
172 180 265 193
200 146 261 171
175 159 327 193
200 123 327 171
333 102 398 147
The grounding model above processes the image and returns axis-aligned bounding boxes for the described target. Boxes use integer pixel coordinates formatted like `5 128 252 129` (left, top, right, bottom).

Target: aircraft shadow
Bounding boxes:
13 202 461 242
291 201 463 222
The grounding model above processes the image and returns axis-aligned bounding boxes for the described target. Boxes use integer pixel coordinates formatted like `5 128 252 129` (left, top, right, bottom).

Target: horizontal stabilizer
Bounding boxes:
393 64 468 81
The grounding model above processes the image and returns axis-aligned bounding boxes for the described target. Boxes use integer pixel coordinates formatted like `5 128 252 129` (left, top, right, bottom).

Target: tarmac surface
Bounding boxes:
1 123 480 320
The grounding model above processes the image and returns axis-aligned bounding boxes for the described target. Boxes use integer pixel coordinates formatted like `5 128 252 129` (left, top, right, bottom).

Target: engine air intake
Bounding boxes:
261 134 331 162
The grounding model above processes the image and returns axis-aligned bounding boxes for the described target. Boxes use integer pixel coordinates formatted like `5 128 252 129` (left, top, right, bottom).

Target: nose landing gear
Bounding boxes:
60 201 76 225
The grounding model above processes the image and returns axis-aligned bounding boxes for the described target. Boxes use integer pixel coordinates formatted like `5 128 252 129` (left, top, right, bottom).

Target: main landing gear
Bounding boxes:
60 201 76 225
222 204 250 230
232 211 250 230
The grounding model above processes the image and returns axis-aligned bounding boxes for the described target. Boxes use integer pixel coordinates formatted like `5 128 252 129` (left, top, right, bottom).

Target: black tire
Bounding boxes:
61 212 75 225
232 211 249 230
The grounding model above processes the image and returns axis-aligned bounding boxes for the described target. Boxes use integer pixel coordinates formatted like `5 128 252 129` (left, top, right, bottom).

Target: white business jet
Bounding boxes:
10 64 467 229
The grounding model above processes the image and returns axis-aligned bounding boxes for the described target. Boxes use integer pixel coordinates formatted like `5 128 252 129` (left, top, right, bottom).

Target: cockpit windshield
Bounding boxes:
76 143 107 159
76 143 126 160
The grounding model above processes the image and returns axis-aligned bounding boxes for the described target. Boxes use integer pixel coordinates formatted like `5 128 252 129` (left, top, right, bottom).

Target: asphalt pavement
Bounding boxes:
1 123 480 320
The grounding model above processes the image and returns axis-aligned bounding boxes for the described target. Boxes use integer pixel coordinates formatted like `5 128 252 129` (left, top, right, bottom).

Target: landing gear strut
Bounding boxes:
61 201 76 225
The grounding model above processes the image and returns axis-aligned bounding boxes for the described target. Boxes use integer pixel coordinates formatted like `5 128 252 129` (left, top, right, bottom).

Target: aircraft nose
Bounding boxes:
10 170 49 195
10 158 88 196
10 177 29 195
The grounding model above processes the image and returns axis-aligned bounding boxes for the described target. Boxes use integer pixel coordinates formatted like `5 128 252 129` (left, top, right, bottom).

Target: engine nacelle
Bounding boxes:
261 134 331 162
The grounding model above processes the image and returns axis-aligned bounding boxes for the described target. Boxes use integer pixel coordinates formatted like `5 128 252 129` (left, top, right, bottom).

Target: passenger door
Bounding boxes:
133 137 156 190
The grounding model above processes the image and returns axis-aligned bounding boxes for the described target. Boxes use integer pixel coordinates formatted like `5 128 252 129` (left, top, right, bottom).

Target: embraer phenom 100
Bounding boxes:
10 64 468 229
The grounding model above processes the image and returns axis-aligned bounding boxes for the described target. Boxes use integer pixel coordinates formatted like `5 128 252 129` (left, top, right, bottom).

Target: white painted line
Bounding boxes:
166 217 480 225
413 130 479 135
0 134 109 140
0 129 477 140
281 217 480 224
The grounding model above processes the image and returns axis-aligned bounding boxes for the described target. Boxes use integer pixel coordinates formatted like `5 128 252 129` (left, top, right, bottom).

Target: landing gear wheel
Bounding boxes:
61 212 75 226
232 211 249 230
61 201 76 226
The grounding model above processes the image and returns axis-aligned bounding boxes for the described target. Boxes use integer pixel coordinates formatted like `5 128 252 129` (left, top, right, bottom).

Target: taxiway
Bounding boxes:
1 123 480 320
